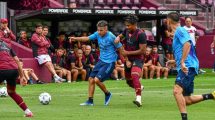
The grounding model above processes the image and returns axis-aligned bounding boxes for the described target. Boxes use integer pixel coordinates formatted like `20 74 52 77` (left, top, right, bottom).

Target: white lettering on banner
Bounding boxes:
48 9 68 13
159 11 176 15
138 10 156 15
180 11 196 16
73 9 92 14
117 10 135 14
95 10 114 14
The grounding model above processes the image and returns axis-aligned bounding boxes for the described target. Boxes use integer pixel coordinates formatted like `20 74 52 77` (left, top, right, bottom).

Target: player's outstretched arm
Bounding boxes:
181 42 191 74
69 36 89 43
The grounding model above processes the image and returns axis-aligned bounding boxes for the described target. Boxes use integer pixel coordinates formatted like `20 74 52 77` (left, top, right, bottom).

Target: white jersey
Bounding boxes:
183 26 197 46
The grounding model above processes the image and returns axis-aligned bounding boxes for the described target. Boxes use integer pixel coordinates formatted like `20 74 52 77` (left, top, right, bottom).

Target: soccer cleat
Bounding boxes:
104 92 112 106
80 100 94 106
24 112 33 117
212 91 215 100
133 100 142 107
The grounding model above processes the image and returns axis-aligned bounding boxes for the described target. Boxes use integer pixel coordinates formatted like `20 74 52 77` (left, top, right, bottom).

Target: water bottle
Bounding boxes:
211 48 214 55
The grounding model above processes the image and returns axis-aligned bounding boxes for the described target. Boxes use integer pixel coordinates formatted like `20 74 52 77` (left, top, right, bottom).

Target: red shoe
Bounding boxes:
25 112 33 117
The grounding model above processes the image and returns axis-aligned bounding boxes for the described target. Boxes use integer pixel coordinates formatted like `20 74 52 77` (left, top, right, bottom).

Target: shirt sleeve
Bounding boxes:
138 32 147 44
10 49 16 57
88 32 98 41
176 28 192 45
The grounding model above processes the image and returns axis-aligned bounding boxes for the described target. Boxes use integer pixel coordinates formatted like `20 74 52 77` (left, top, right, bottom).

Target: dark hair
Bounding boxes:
97 20 108 27
35 23 43 28
167 12 180 22
43 26 49 29
124 14 139 24
152 45 158 48
185 16 192 21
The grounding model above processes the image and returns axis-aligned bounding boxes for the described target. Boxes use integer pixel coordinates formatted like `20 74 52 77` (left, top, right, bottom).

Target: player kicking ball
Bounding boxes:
69 20 122 106
166 12 215 120
0 39 33 117
115 15 147 107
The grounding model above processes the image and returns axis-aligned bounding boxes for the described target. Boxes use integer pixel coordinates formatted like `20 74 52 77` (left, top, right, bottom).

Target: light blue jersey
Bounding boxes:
88 31 122 63
173 26 199 74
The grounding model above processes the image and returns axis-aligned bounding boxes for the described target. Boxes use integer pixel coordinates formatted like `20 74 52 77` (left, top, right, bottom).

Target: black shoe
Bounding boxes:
36 80 44 84
133 100 142 107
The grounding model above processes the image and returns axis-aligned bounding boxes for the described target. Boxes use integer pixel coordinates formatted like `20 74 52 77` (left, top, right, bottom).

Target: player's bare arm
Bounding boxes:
181 42 191 74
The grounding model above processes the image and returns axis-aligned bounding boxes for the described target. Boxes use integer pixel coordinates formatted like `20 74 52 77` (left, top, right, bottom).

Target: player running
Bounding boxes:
69 20 122 106
115 15 147 107
166 12 215 120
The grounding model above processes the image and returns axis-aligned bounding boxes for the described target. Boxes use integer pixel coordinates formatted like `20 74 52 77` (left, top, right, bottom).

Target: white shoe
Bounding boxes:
133 95 142 107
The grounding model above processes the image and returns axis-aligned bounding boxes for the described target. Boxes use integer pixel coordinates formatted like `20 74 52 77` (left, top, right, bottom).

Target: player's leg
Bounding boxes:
117 67 125 80
4 70 33 117
71 69 78 82
62 69 71 83
149 65 155 79
94 62 115 105
81 69 87 81
163 67 169 79
155 66 161 79
131 65 143 107
80 60 102 106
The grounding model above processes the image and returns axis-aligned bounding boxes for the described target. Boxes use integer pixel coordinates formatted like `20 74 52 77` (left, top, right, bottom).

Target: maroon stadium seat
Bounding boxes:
197 29 205 36
107 0 115 5
144 30 155 42
149 7 156 10
208 0 212 5
97 0 105 5
122 5 130 9
94 5 102 8
116 0 123 5
133 0 140 5
112 5 120 9
125 0 132 5
103 5 111 9
79 0 87 5
131 6 139 9
140 6 147 10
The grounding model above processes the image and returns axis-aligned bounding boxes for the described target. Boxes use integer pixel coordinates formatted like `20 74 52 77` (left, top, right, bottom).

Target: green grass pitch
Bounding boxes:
1 69 215 120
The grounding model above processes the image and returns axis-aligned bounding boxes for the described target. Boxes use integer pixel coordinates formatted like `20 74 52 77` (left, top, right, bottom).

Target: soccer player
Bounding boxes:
0 39 33 117
115 15 146 107
69 20 122 106
166 12 215 120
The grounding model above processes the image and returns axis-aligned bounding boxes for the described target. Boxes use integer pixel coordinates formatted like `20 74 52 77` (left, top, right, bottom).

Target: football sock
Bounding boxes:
181 113 187 120
8 92 28 111
88 97 93 103
202 94 214 100
131 74 141 96
105 91 110 96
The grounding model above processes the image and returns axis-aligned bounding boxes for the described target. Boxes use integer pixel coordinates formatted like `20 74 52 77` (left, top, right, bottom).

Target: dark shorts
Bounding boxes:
0 69 19 86
163 44 173 54
124 59 143 80
175 68 197 96
89 60 115 82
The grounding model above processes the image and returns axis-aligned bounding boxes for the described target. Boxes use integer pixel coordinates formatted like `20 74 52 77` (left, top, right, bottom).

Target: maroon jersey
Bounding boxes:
144 54 151 63
122 29 147 61
151 53 159 66
0 40 18 70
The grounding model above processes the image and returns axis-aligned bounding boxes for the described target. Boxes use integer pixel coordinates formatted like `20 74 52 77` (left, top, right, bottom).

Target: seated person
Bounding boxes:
52 48 71 83
142 47 152 79
112 57 125 80
17 30 31 48
69 49 87 81
19 59 44 85
149 46 162 79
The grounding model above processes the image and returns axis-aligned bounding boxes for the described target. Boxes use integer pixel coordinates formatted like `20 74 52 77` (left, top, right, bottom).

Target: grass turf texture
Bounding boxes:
0 69 215 120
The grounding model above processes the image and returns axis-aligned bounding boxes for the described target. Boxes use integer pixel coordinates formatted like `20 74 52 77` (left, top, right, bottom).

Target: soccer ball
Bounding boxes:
39 92 51 105
0 87 8 97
